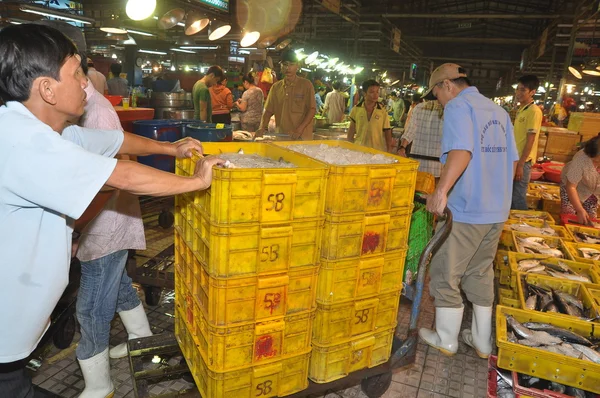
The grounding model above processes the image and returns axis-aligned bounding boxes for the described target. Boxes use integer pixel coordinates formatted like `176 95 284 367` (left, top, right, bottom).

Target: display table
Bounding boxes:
114 106 154 133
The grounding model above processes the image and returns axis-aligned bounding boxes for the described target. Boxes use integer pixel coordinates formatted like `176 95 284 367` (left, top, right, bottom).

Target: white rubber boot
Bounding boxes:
418 306 464 356
109 303 152 359
78 348 114 398
462 304 493 359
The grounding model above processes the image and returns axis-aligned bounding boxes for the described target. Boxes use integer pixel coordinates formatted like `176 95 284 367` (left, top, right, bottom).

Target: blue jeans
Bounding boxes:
511 161 532 210
76 250 140 360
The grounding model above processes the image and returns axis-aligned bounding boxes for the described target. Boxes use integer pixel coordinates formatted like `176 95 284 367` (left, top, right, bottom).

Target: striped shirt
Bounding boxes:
401 101 444 177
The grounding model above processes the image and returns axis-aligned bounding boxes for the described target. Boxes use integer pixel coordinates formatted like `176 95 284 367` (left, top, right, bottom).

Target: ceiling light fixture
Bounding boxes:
180 46 219 50
125 0 156 21
170 48 196 54
240 31 260 47
304 51 319 64
101 26 128 34
208 21 231 41
138 49 167 55
569 66 583 79
185 11 210 36
126 29 155 37
583 69 600 76
158 8 185 30
20 5 94 25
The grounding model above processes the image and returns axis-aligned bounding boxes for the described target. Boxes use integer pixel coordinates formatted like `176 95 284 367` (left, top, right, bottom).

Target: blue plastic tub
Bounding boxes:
182 122 233 143
132 120 182 173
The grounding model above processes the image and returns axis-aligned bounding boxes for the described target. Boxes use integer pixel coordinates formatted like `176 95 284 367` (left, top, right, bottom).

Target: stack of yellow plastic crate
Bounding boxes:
274 141 419 383
173 143 328 398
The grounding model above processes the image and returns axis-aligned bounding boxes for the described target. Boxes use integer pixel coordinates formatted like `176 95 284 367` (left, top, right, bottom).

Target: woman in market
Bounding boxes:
235 72 264 133
560 134 600 225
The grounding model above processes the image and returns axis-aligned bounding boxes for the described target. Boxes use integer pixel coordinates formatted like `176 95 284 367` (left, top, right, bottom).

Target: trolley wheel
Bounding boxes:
361 371 393 398
144 286 162 306
53 314 76 349
158 210 174 229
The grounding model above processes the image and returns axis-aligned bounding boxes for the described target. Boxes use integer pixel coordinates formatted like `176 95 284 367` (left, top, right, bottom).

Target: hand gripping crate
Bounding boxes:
496 306 600 394
175 312 310 398
321 207 412 261
272 140 419 215
308 326 395 384
175 300 314 372
312 290 401 345
316 251 406 305
176 261 318 326
193 212 323 278
175 142 328 225
516 273 599 322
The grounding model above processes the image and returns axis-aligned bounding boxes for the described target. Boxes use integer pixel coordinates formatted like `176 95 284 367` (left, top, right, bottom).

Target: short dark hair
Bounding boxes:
584 135 600 158
518 75 540 91
451 77 471 87
317 86 326 92
412 93 422 103
242 72 255 85
207 65 224 79
361 79 380 92
0 24 78 102
110 63 122 76
332 81 341 90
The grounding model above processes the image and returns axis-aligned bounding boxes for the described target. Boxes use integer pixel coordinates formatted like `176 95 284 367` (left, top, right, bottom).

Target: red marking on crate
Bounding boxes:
362 232 381 254
264 293 282 315
367 181 386 206
255 335 277 360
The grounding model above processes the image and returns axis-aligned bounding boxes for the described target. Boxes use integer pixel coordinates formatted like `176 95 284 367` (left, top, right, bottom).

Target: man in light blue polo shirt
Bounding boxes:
0 24 223 397
418 64 518 359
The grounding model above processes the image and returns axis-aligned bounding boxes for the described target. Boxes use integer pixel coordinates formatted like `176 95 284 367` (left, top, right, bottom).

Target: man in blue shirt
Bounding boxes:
418 64 518 359
315 86 326 113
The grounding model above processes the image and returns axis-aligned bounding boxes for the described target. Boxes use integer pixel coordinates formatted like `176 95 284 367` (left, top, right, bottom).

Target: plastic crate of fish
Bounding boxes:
175 301 314 372
312 290 400 345
496 305 600 394
308 326 395 384
497 286 521 308
509 210 556 224
502 221 573 250
494 250 511 287
177 261 318 327
273 140 419 216
564 241 600 265
316 251 406 305
526 190 541 210
508 252 600 288
565 224 600 244
193 213 322 278
529 182 560 195
589 288 600 307
321 208 412 261
512 369 600 398
175 313 311 398
175 142 329 225
516 273 599 321
542 198 562 223
512 232 573 260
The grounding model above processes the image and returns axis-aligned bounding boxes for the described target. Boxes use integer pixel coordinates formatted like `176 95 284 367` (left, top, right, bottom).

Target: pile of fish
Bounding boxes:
516 236 564 258
512 212 553 223
576 246 600 261
540 191 561 201
495 366 596 398
508 221 557 236
506 315 600 362
521 279 598 320
574 232 600 245
516 259 592 283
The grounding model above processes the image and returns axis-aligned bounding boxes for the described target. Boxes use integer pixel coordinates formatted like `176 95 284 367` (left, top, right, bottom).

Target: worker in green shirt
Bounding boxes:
193 65 224 122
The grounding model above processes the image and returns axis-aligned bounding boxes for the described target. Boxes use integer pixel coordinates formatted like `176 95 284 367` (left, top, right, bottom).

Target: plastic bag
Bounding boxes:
261 68 273 84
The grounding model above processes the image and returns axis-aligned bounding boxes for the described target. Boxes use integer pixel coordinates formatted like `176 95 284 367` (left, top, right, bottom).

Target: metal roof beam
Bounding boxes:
372 13 563 19
406 36 534 44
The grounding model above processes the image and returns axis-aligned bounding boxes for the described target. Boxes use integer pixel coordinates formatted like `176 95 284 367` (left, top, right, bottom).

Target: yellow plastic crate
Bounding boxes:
502 220 574 249
176 301 314 372
516 273 599 321
178 261 317 326
589 287 600 307
508 210 556 224
496 306 600 394
175 314 310 398
273 140 419 215
497 287 520 308
511 232 573 260
564 241 600 265
316 251 406 305
494 250 510 286
565 224 600 243
308 326 395 384
312 290 400 345
321 208 412 261
175 142 328 225
193 213 322 278
507 251 600 289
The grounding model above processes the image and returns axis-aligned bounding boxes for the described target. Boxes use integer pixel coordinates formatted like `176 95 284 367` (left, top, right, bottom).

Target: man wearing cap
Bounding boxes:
256 50 316 140
87 58 108 95
418 64 518 359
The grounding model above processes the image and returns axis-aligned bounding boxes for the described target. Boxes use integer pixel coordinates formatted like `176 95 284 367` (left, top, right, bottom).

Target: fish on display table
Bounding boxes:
509 221 557 236
577 247 600 261
521 279 599 320
516 237 564 258
575 232 600 245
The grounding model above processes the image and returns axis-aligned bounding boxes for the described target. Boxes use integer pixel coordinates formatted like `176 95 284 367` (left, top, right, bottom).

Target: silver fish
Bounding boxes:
506 316 562 345
526 265 546 274
550 382 566 394
522 322 593 346
556 291 584 311
578 247 600 260
526 295 537 310
556 343 584 359
517 259 542 271
546 270 591 283
534 247 564 258
575 232 600 244
571 344 600 363
565 387 587 398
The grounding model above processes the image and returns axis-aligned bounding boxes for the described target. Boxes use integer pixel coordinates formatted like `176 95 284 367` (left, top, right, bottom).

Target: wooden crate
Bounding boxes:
568 112 600 142
543 131 581 156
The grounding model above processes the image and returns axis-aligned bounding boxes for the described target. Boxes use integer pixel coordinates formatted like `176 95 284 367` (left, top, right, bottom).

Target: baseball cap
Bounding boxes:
280 49 298 64
423 63 467 100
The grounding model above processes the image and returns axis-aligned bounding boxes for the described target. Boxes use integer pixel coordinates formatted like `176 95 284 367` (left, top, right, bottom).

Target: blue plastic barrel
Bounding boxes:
132 120 182 173
182 122 233 142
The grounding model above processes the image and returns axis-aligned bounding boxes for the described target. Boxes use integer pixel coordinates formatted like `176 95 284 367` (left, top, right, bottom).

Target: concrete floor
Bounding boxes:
29 202 491 398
